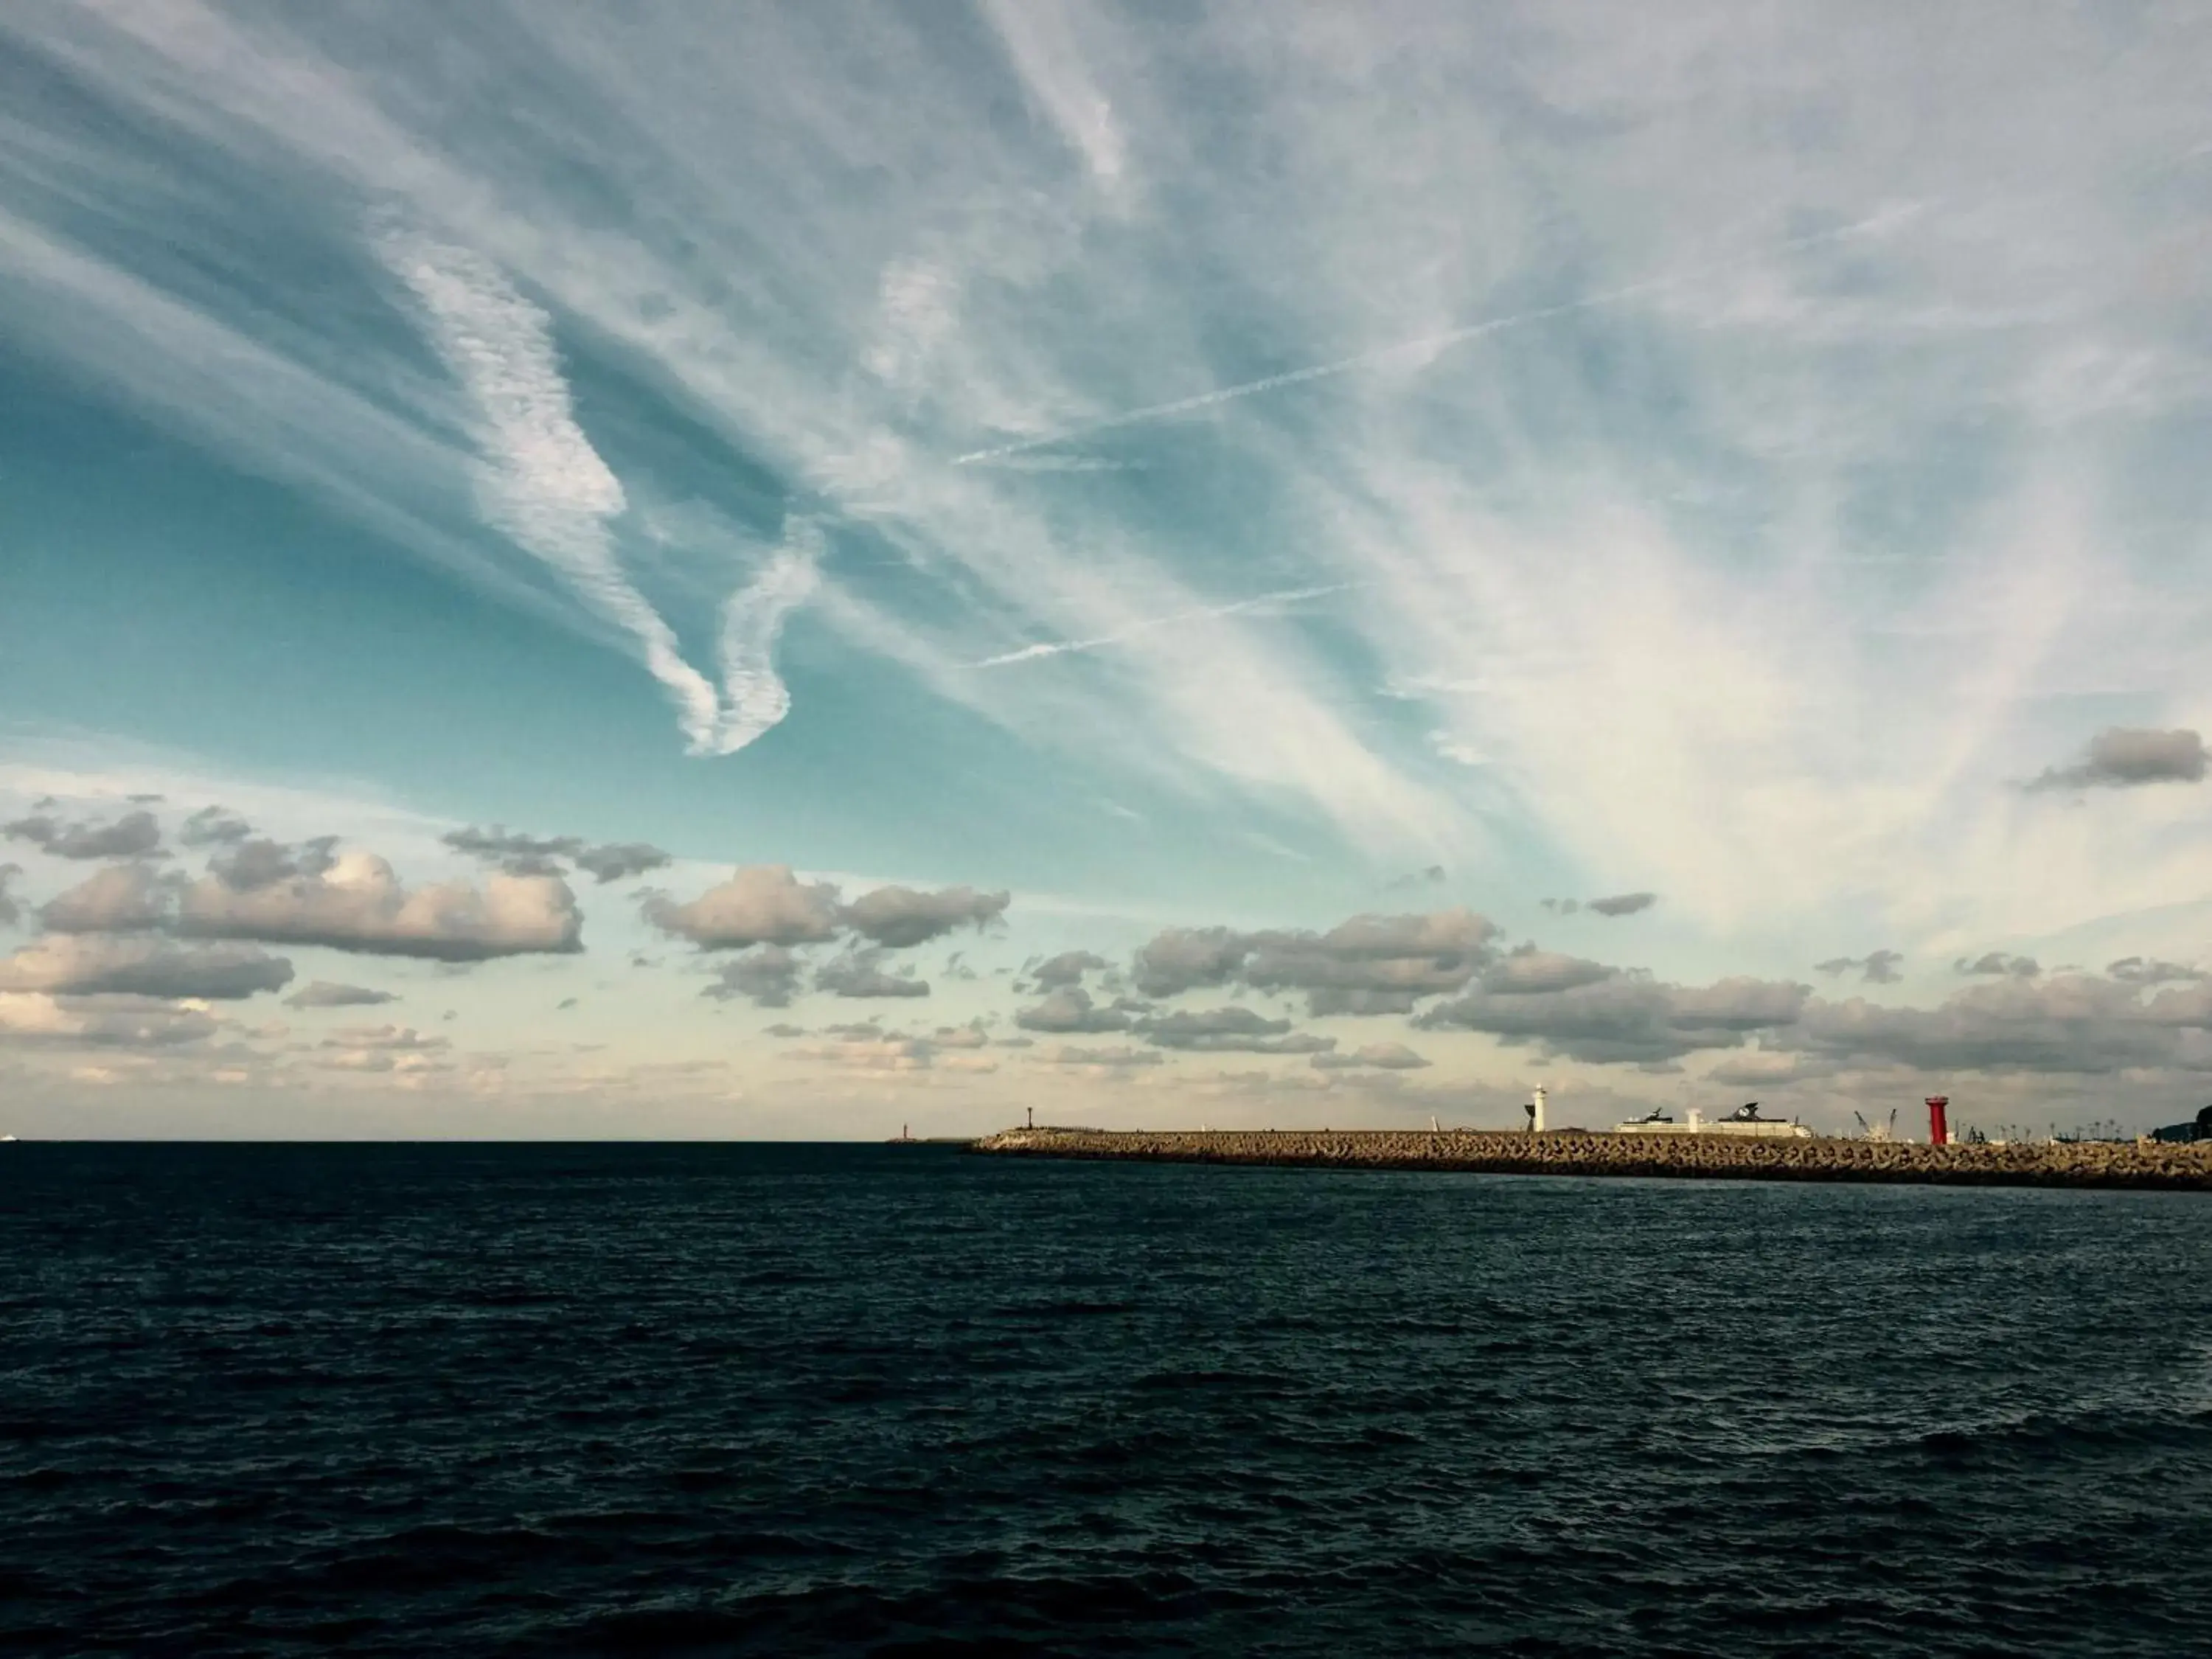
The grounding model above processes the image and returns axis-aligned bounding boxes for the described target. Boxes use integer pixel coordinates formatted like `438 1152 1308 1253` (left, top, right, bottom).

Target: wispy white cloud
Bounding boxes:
7 0 2212 955
951 206 1922 465
377 223 760 757
962 454 1148 473
973 582 1360 668
715 519 821 753
2 0 1453 851
978 0 1127 190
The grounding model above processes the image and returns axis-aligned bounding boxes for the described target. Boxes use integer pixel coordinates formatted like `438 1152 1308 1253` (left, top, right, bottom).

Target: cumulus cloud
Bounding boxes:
315 1021 453 1074
1814 950 1905 985
2107 956 2205 986
38 863 183 933
572 842 672 884
1419 974 1810 1065
1587 891 1658 917
1795 976 2212 1075
1134 908 1498 1014
1540 898 1581 915
1385 865 1448 891
702 945 805 1007
1243 910 1499 1016
1015 986 1132 1033
1193 1067 1336 1096
784 1034 933 1072
4 807 163 860
442 824 672 884
442 825 566 865
1480 948 1615 995
180 852 581 961
1025 949 1110 990
1041 1043 1163 1068
178 806 254 847
0 991 219 1047
841 884 1010 948
0 863 26 928
644 865 841 949
815 947 931 999
1705 1048 1840 1088
1138 1006 1335 1054
316 1051 451 1077
932 1023 990 1048
0 935 293 999
2028 727 2208 791
1955 953 2039 979
285 981 399 1009
8 838 571 964
207 836 340 891
1311 1042 1432 1071
1131 927 1253 998
320 1023 448 1052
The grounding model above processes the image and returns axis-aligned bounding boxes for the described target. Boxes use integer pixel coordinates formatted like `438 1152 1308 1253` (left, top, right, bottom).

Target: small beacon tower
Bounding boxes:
1925 1096 1950 1147
1525 1085 1547 1134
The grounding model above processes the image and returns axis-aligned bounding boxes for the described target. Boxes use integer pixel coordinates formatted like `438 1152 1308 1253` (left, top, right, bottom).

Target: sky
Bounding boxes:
4 1 2212 1140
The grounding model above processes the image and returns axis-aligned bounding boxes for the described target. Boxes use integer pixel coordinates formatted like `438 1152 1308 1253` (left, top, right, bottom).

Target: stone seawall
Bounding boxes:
970 1127 2212 1191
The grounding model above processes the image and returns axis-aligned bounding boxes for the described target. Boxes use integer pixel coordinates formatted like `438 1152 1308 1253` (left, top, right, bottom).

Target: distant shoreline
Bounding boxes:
970 1127 2212 1192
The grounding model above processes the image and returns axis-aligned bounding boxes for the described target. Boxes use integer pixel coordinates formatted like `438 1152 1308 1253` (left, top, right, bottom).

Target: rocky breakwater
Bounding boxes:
970 1127 2212 1191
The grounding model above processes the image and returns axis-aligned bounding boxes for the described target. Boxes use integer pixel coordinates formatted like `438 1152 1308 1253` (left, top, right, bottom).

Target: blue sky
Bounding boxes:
4 1 2212 1138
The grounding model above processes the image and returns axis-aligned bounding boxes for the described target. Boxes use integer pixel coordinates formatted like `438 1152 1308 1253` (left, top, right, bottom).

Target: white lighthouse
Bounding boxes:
1527 1085 1547 1133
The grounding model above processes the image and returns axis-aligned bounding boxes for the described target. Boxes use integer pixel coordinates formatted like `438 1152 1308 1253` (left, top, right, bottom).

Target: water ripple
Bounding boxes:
3 1145 2208 1655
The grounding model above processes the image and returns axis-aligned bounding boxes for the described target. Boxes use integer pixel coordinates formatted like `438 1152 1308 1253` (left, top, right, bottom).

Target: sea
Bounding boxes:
4 1143 2209 1656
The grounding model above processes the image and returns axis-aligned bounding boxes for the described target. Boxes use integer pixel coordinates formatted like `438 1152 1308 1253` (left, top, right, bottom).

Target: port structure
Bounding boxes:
1523 1085 1547 1133
1926 1096 1950 1147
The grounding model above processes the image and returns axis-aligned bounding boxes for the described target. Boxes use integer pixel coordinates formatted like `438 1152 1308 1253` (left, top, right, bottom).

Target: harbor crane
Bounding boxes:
1853 1108 1897 1143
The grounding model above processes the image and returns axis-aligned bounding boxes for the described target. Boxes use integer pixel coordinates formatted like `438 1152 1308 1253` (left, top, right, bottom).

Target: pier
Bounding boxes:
970 1127 2212 1191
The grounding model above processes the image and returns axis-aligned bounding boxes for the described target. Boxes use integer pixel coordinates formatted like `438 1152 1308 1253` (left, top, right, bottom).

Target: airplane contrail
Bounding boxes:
973 581 1363 668
953 204 1924 466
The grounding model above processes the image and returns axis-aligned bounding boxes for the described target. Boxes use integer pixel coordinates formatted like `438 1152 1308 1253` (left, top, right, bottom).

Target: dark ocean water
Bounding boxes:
3 1145 2209 1656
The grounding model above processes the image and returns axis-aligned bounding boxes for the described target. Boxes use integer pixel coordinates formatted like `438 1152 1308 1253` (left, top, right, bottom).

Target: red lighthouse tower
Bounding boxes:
1925 1096 1950 1147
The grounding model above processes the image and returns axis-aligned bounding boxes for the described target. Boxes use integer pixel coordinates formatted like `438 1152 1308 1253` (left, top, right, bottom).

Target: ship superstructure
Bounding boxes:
1613 1102 1813 1138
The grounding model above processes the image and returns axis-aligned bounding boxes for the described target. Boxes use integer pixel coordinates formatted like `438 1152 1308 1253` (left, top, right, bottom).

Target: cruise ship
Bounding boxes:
1614 1102 1813 1138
